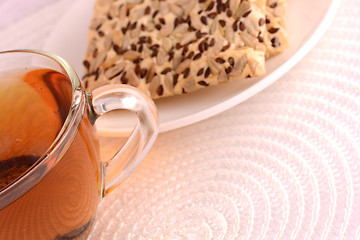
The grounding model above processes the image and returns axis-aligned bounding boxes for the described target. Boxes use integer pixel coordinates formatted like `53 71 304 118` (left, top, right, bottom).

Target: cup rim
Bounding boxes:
0 49 85 209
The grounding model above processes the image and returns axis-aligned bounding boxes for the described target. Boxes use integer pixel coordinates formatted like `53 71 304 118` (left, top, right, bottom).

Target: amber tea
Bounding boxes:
0 49 158 240
0 68 101 239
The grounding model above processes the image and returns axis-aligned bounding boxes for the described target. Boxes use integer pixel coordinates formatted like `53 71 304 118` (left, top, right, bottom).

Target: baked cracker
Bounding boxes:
83 0 267 99
264 0 288 58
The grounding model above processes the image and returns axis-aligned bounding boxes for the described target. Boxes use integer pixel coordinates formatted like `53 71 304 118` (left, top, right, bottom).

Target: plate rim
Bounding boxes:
99 0 341 136
44 0 341 136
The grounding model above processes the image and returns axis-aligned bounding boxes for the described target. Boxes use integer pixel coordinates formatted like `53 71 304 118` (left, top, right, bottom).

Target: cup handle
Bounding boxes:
88 84 158 197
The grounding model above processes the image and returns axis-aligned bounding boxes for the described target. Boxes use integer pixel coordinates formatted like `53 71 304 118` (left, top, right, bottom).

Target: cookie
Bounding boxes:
83 0 267 99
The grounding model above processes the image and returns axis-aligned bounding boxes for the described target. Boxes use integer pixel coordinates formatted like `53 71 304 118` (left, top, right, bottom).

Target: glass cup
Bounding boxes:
0 49 158 239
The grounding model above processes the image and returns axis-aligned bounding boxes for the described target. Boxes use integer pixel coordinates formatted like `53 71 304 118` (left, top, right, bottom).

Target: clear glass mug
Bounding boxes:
0 50 158 239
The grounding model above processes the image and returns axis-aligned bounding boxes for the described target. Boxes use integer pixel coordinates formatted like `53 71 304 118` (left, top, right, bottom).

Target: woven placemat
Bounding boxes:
93 0 360 239
1 0 359 239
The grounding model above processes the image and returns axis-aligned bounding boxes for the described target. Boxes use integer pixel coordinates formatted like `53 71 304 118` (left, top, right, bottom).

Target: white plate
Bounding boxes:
44 0 341 136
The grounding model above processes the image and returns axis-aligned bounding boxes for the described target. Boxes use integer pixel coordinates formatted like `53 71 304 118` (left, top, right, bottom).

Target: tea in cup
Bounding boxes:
0 50 158 239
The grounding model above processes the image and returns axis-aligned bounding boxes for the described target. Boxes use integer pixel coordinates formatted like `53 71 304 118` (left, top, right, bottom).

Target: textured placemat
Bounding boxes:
1 0 360 239
94 1 360 239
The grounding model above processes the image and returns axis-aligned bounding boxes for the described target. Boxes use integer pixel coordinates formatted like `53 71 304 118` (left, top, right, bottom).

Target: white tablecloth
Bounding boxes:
1 0 360 239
